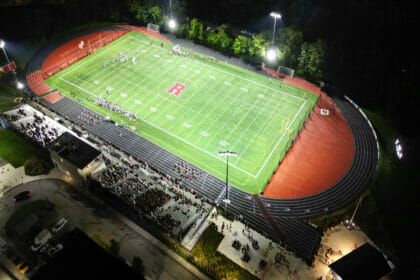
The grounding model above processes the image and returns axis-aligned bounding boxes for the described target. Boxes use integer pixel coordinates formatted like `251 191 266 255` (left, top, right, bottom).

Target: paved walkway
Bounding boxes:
206 209 376 280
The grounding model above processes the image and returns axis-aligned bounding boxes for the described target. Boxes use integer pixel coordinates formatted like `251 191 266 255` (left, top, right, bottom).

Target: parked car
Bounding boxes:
13 191 31 202
47 243 63 257
52 218 68 233
31 229 52 251
0 236 8 251
39 243 50 254
16 262 29 274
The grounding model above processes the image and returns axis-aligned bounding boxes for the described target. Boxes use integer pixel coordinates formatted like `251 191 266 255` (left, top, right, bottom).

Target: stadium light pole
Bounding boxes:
266 12 281 61
345 195 364 230
0 39 22 89
167 0 177 30
219 151 236 213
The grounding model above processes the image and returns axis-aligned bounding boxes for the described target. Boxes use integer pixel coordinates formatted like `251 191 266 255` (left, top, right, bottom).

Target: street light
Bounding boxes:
167 0 177 30
0 39 11 64
266 48 277 61
16 81 24 89
345 195 363 230
219 151 236 212
266 12 281 61
0 38 21 89
168 18 177 30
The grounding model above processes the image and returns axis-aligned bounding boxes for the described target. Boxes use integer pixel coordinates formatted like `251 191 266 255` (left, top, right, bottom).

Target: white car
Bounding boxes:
52 218 68 233
31 229 52 251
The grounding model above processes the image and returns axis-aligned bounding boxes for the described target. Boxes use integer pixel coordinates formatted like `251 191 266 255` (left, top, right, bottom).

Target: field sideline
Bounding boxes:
45 31 318 193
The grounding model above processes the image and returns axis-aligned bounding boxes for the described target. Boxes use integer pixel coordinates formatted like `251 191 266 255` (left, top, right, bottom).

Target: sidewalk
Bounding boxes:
116 213 211 280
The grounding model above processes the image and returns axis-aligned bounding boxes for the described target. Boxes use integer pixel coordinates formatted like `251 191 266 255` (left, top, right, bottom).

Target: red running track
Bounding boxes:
262 69 355 199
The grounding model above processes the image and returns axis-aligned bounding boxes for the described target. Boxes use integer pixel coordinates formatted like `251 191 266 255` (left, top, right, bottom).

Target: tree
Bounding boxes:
216 26 232 53
297 39 326 81
278 26 303 68
232 35 251 57
127 0 163 26
248 34 266 63
176 23 189 39
24 156 53 176
148 6 164 27
188 18 204 43
108 239 120 256
206 31 219 48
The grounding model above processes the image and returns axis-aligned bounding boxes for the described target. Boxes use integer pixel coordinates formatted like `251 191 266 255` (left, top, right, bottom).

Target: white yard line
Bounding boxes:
183 77 238 140
211 84 264 154
202 83 253 150
226 88 272 152
233 94 287 165
168 70 225 132
255 99 307 178
158 67 214 129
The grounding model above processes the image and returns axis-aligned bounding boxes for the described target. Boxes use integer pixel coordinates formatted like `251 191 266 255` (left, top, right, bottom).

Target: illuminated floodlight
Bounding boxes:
395 138 403 159
270 12 281 19
222 198 231 204
0 39 4 48
219 151 237 157
266 48 277 61
16 81 24 89
168 18 177 30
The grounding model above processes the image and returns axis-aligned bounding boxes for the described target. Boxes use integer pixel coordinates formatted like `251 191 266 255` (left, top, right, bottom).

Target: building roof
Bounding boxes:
329 243 392 280
48 132 100 169
32 228 140 280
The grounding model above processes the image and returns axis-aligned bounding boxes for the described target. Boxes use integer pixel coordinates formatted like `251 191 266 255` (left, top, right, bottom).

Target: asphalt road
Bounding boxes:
0 179 203 280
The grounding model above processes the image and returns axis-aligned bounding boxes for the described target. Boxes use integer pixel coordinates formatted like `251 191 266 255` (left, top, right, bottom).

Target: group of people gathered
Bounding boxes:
174 161 203 182
1 107 62 147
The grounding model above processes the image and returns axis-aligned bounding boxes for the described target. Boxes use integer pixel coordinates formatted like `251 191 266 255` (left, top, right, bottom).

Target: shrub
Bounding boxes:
109 239 120 256
24 156 53 176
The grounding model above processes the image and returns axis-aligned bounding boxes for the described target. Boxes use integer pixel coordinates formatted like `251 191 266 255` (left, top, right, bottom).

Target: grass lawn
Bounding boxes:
191 224 256 280
0 129 46 168
0 102 19 112
45 31 318 193
0 81 23 98
0 81 23 112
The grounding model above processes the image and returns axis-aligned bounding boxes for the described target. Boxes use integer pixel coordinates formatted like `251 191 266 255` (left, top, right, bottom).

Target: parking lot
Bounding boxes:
0 178 207 280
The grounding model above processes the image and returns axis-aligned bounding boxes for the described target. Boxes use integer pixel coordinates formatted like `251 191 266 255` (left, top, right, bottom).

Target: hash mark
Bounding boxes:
183 123 192 128
200 131 209 137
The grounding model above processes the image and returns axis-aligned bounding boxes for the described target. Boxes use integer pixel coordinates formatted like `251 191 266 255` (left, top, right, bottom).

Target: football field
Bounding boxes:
45 31 318 193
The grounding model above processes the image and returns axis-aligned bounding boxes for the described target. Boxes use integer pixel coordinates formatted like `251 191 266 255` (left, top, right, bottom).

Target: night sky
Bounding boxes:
1 0 418 278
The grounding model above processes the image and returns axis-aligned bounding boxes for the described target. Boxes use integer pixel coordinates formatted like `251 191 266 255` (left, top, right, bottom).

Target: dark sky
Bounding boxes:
1 2 419 275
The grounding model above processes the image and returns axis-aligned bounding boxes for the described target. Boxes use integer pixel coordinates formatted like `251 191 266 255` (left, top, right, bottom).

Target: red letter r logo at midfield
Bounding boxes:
167 82 186 96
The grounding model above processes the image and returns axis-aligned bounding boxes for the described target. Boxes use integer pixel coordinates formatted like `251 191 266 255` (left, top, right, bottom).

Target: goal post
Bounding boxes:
147 23 160 33
277 65 295 78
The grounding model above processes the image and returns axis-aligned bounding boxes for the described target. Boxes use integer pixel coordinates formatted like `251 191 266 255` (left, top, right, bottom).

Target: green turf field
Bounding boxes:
45 31 318 193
